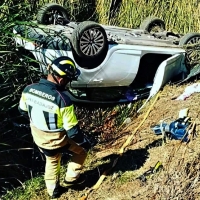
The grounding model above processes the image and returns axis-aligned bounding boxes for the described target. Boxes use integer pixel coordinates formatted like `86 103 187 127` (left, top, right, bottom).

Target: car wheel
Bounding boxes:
71 21 108 68
37 3 70 25
179 33 200 67
140 16 165 33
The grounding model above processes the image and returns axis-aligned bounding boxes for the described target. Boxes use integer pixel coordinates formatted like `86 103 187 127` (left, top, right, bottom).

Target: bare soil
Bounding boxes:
32 81 200 200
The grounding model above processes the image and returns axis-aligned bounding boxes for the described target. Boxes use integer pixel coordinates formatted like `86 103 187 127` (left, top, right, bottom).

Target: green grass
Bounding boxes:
2 176 46 200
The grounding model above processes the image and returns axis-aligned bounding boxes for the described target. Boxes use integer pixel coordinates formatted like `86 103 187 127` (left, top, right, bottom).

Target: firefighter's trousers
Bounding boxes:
41 138 87 196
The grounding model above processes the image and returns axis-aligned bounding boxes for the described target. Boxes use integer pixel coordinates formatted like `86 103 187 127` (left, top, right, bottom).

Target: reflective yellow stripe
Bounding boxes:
60 105 78 130
52 63 66 76
60 60 75 68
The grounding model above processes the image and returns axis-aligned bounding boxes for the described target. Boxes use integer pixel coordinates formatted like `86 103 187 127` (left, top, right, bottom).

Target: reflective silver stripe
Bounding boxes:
49 113 56 130
66 168 79 178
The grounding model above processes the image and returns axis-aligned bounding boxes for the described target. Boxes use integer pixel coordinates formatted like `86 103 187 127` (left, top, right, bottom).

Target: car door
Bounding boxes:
149 53 187 98
137 53 187 112
85 46 142 87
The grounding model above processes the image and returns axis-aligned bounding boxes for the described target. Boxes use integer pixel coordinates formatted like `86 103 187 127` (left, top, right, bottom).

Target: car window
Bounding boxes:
14 25 71 51
41 36 71 51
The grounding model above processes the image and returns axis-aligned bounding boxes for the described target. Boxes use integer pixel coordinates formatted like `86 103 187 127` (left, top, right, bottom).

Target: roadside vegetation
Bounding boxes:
1 0 200 199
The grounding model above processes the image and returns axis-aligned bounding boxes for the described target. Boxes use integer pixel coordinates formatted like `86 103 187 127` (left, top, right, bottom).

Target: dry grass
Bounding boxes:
93 81 200 200
20 81 199 200
66 81 200 200
4 81 198 200
96 0 200 33
2 0 200 33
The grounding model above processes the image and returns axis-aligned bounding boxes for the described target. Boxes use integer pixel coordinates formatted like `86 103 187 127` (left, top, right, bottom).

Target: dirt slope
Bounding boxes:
32 81 200 200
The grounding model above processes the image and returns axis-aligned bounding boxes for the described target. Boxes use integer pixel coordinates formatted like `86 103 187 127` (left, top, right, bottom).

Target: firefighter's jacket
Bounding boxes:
18 79 79 150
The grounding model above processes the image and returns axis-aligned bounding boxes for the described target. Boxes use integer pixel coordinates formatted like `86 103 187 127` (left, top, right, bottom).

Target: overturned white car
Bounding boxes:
13 3 200 103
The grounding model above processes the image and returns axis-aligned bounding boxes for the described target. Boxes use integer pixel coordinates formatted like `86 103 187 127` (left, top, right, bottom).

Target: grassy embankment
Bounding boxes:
1 0 200 199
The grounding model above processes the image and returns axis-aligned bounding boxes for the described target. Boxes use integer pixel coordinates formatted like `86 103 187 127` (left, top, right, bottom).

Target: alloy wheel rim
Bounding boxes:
186 36 200 63
80 28 104 56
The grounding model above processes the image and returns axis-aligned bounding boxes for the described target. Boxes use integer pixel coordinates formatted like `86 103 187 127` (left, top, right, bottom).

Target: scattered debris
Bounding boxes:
137 161 163 182
151 108 197 143
176 83 200 100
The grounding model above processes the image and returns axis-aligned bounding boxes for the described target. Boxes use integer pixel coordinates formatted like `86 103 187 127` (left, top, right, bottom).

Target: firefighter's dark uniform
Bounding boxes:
18 78 87 196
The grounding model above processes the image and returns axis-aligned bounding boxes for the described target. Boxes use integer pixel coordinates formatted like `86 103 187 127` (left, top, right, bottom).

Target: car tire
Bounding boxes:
179 33 200 46
179 33 200 67
71 21 108 68
140 16 165 33
37 3 70 25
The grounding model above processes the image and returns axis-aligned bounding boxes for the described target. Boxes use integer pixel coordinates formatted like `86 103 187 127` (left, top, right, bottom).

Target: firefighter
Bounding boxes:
18 56 90 199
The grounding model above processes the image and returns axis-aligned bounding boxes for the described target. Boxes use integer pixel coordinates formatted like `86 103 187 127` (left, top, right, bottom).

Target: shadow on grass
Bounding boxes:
70 138 163 190
146 138 163 149
0 109 161 196
70 148 149 190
